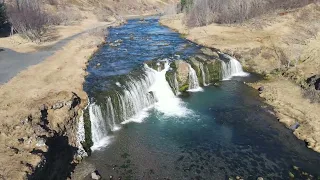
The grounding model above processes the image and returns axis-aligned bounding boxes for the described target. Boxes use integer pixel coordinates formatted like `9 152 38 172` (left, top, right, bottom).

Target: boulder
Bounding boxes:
306 75 320 90
91 170 101 180
175 60 190 88
258 86 264 92
257 177 264 180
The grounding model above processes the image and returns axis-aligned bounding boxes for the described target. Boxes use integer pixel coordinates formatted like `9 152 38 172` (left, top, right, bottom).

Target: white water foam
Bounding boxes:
147 61 192 117
89 103 114 151
221 55 249 80
76 111 88 157
199 62 208 86
90 60 193 150
187 64 203 92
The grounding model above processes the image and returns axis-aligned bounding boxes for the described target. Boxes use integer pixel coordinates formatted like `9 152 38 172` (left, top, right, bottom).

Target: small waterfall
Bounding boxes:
89 103 110 150
188 64 203 92
221 55 249 80
199 63 208 86
89 60 190 150
148 61 190 116
76 111 88 157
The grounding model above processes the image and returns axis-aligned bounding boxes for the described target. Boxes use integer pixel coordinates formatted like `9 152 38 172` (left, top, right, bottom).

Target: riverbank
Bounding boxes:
0 15 123 179
160 4 320 153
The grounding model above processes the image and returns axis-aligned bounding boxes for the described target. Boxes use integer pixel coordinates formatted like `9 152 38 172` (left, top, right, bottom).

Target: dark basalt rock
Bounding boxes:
306 75 320 91
258 86 264 92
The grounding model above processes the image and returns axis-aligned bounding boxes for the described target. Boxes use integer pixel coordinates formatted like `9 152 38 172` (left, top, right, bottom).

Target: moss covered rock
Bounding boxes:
82 108 93 155
145 60 165 71
206 59 222 83
174 60 189 90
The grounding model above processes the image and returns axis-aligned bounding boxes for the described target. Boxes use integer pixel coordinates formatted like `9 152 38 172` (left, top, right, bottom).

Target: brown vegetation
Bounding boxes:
184 0 317 27
6 0 52 41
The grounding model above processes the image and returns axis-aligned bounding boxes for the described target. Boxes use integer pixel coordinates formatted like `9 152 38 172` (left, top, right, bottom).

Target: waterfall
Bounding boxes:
76 111 88 157
89 103 111 150
188 64 203 92
221 55 249 80
89 60 190 150
199 63 208 86
148 61 190 116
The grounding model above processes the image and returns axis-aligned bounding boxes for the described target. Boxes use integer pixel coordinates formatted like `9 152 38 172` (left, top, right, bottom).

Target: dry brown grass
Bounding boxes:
184 0 316 27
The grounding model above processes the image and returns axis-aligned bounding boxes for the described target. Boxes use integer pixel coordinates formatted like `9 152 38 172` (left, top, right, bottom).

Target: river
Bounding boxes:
81 17 320 179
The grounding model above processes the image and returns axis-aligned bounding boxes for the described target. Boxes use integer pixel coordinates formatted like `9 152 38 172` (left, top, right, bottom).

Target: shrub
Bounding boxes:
0 1 10 36
184 0 315 27
6 0 51 41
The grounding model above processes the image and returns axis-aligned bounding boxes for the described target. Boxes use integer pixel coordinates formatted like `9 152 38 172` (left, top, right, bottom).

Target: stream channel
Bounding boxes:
82 17 320 179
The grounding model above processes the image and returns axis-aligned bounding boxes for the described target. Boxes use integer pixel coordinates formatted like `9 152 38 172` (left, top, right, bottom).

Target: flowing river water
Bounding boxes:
81 17 320 179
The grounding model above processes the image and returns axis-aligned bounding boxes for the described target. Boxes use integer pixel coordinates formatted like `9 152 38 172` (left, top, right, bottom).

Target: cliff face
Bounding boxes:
0 28 108 179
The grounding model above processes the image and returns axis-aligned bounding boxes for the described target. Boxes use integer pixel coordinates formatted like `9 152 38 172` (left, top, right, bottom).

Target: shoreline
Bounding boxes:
159 10 320 153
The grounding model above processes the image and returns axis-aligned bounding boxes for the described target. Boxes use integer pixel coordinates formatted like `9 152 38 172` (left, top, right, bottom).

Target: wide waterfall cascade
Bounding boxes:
199 63 208 86
90 61 191 150
147 61 191 116
188 64 203 92
221 55 249 80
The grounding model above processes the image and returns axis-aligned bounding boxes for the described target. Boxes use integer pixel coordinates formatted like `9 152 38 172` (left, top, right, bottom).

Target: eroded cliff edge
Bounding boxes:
0 25 119 179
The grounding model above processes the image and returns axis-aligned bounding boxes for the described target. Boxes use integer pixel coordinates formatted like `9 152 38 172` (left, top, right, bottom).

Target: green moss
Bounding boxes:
166 71 177 94
82 108 93 155
206 60 222 83
170 61 177 71
179 84 189 92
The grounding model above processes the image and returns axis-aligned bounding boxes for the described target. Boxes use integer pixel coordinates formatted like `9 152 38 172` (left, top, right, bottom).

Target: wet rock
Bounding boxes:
91 170 101 180
289 171 294 178
258 86 264 92
52 102 64 110
114 39 123 43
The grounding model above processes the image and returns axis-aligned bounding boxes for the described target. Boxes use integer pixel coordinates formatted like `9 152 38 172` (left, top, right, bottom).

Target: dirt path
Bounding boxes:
0 20 114 84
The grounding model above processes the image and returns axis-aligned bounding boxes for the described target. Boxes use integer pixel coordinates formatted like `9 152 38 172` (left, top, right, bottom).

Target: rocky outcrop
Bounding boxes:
173 60 190 92
307 75 320 91
1 92 86 180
